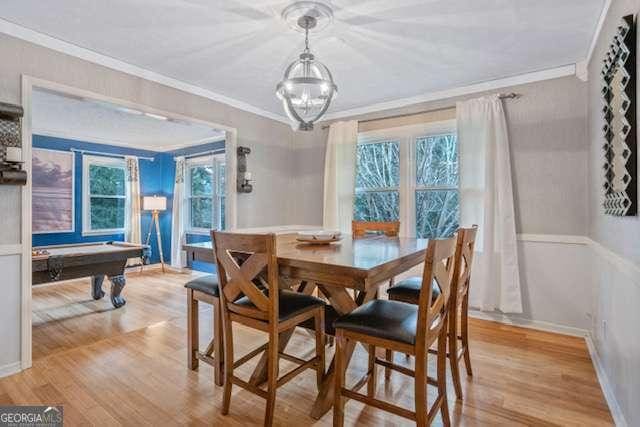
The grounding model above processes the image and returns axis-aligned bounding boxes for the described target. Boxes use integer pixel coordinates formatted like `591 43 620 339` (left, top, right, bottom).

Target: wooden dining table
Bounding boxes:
183 230 428 419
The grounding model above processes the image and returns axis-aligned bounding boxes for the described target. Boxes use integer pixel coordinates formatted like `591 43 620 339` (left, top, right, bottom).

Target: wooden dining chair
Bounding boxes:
185 274 223 386
212 231 326 427
386 226 478 400
352 220 400 237
333 236 458 427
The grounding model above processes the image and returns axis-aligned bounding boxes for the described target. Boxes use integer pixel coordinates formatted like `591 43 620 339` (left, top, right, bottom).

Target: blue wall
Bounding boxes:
32 135 224 271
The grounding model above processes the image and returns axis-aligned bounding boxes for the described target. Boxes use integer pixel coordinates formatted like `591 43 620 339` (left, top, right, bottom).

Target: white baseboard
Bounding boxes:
585 334 628 427
469 309 588 337
0 361 21 378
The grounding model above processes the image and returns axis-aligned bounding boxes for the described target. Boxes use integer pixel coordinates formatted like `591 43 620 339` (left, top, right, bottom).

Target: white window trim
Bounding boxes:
357 119 457 237
185 154 225 235
82 155 127 236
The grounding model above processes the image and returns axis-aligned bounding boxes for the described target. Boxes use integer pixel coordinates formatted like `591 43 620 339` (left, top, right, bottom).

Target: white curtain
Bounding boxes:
322 120 358 233
457 96 523 313
171 157 187 269
124 156 142 266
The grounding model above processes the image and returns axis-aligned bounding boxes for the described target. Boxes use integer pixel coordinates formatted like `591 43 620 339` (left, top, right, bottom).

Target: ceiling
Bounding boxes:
32 89 225 151
2 0 604 120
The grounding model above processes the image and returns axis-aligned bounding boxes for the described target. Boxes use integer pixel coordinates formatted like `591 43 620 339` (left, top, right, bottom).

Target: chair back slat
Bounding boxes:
213 231 278 321
352 220 400 237
452 226 478 305
416 236 457 346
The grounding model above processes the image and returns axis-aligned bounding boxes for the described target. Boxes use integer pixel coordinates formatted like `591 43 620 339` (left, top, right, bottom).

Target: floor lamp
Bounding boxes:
143 195 167 273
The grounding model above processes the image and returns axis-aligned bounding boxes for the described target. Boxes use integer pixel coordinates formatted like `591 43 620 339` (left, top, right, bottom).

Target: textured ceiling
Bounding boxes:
3 0 604 118
33 89 225 150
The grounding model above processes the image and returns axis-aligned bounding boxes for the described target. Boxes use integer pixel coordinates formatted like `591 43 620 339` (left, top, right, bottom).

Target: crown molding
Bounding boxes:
322 65 577 121
585 0 612 67
0 18 291 125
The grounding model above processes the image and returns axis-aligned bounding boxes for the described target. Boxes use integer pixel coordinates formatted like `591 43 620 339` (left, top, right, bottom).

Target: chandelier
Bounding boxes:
276 2 337 131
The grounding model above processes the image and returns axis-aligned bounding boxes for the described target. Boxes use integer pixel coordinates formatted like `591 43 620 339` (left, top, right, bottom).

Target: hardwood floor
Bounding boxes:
1 269 613 426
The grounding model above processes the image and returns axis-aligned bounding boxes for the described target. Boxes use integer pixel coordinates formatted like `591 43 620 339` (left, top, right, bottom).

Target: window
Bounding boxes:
355 121 459 238
354 141 400 222
82 156 126 235
186 155 225 233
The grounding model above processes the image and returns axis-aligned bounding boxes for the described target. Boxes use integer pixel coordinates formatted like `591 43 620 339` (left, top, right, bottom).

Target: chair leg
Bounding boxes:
367 344 376 397
384 350 393 380
187 290 199 370
333 333 347 427
314 308 325 391
221 312 234 415
461 293 473 376
264 331 279 427
414 348 428 427
448 311 463 400
213 299 224 386
438 325 451 426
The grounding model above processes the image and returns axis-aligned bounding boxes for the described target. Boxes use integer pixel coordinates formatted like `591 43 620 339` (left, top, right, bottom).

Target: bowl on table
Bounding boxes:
296 230 342 244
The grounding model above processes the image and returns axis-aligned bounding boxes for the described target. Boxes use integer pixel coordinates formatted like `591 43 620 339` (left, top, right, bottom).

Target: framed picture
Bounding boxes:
32 148 75 233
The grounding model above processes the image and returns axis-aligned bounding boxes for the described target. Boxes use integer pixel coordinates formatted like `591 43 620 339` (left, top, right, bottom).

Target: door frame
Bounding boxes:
20 75 238 369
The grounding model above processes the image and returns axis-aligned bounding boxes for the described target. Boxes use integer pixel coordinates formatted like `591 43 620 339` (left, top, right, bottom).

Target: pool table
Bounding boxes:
32 241 150 308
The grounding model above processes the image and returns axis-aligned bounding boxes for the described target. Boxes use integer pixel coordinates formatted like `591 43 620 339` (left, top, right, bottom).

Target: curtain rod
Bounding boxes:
70 148 154 161
320 92 522 130
174 148 226 161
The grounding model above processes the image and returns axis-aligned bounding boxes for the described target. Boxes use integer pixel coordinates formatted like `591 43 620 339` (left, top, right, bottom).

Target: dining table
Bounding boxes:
182 227 429 419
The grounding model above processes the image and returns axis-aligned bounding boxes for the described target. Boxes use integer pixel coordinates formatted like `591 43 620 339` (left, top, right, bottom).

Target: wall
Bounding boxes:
292 75 593 332
587 1 640 426
0 32 295 374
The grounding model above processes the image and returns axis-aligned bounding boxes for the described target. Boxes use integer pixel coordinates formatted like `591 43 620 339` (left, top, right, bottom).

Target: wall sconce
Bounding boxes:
0 101 27 186
237 146 253 193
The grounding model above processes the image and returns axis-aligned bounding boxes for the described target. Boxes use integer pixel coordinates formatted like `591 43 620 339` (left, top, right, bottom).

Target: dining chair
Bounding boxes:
185 274 224 386
212 231 326 427
333 235 458 427
352 220 400 290
386 226 478 400
352 220 400 237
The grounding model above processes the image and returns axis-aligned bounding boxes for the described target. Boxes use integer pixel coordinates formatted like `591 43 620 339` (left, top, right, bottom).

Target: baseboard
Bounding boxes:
0 361 21 378
585 334 628 427
469 309 588 337
126 263 185 274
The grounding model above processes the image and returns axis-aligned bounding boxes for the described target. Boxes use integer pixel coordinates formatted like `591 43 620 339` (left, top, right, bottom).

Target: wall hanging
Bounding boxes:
602 14 637 216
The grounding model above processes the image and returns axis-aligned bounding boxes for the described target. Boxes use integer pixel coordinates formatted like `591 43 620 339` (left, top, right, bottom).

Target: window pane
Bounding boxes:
415 190 459 238
90 197 125 230
89 165 125 196
218 163 226 191
191 197 212 229
190 166 213 196
354 191 399 222
416 134 458 187
356 141 399 189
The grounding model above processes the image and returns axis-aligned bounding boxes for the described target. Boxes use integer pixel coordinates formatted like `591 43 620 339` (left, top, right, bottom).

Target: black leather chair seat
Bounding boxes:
333 300 418 346
184 274 220 297
386 277 440 304
235 289 325 322
301 304 340 336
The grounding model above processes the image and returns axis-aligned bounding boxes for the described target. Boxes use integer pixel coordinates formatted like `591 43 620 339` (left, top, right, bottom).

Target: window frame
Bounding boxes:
185 154 225 235
82 155 127 236
356 120 458 237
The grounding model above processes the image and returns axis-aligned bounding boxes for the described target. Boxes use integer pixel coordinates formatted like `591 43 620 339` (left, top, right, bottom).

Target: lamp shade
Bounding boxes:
143 196 167 211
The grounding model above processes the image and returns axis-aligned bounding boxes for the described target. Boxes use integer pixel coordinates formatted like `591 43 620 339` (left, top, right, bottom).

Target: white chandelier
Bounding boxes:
276 2 337 131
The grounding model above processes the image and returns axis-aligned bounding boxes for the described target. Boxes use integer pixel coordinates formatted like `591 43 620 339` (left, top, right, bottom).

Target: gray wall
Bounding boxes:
291 75 589 237
0 32 296 370
587 1 640 425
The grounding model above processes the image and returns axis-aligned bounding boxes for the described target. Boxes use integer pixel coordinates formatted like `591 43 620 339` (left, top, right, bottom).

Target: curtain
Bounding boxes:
322 120 358 233
171 157 187 269
457 96 522 313
124 156 142 266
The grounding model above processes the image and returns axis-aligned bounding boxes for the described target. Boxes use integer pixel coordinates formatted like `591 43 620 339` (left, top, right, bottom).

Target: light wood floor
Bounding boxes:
1 269 613 426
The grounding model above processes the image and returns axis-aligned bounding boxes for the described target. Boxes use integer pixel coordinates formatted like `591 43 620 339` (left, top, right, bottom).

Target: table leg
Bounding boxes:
91 275 106 300
109 275 127 308
310 285 377 420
